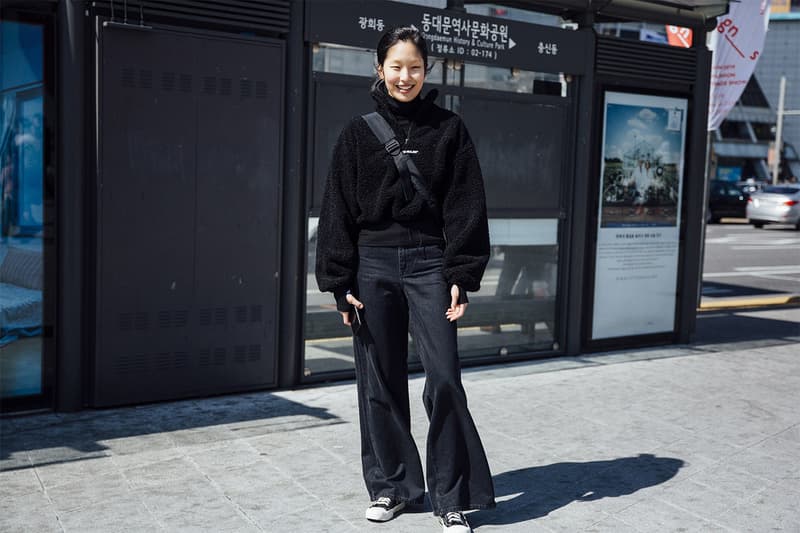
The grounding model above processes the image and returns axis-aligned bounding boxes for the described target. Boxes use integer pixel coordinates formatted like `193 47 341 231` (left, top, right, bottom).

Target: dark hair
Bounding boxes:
376 26 429 73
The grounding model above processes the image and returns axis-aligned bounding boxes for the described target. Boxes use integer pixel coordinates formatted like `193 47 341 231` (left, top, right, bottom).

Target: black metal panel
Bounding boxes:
95 25 283 406
596 36 697 84
92 0 290 34
460 94 567 213
308 73 373 213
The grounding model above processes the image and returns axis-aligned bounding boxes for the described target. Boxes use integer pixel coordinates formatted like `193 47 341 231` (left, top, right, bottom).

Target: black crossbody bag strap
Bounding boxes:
362 112 442 222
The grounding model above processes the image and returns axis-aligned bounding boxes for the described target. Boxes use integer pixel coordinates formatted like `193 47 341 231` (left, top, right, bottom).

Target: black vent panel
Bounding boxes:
93 0 290 35
179 73 192 93
220 77 232 96
596 36 697 84
121 67 136 87
139 69 153 89
161 71 175 91
97 25 282 407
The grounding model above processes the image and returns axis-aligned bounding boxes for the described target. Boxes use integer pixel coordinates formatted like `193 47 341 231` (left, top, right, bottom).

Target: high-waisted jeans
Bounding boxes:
352 244 496 515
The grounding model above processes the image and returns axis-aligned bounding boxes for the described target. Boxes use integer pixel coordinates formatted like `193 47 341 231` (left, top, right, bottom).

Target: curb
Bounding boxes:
698 294 800 311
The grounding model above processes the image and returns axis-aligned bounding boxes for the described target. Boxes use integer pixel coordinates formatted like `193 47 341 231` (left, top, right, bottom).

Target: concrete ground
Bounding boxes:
1 306 799 533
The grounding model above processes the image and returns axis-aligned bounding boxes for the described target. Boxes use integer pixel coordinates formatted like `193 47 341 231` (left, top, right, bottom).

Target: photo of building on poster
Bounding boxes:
599 92 687 228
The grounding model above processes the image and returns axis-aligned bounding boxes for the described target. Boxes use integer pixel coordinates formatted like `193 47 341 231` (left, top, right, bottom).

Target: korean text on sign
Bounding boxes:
358 17 385 32
421 13 508 44
537 42 558 55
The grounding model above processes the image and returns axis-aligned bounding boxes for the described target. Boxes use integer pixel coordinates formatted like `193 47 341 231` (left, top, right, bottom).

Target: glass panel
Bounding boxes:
445 59 462 86
460 219 559 358
0 20 45 400
466 4 563 26
463 65 565 95
303 217 560 377
427 58 445 85
313 45 376 77
313 44 445 87
304 217 355 377
464 63 534 92
533 72 565 96
392 0 447 8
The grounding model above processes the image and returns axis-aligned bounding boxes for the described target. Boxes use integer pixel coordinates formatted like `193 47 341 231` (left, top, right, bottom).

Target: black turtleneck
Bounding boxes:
382 84 422 129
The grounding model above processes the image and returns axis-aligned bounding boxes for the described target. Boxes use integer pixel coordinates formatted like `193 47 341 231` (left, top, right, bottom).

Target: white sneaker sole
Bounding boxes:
365 501 406 522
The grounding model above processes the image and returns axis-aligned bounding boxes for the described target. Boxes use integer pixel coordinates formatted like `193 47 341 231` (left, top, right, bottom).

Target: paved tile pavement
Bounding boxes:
1 309 799 532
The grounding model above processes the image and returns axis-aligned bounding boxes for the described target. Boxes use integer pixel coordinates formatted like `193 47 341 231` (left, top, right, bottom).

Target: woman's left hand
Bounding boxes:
446 285 468 322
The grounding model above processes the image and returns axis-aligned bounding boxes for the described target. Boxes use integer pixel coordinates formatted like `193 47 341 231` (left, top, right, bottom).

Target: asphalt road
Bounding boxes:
702 220 800 298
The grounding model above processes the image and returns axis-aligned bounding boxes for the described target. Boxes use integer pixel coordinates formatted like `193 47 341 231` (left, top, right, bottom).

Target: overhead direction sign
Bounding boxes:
306 0 589 75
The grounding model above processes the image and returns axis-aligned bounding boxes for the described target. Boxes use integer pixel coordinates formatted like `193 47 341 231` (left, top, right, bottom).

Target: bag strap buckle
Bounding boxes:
384 138 402 156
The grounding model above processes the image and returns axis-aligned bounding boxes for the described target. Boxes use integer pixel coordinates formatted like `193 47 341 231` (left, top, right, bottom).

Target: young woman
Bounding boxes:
315 26 495 533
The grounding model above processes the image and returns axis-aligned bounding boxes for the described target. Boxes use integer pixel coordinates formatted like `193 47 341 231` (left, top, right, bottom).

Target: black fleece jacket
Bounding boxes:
315 84 490 311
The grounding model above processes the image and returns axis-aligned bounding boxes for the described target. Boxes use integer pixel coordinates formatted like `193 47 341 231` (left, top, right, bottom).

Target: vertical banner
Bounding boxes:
592 92 688 340
707 0 771 131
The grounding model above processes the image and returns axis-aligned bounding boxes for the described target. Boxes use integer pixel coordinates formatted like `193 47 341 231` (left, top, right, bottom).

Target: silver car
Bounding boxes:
746 184 800 230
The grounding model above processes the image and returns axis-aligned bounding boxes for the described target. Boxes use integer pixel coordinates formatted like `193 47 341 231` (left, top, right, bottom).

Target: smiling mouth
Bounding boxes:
395 85 414 92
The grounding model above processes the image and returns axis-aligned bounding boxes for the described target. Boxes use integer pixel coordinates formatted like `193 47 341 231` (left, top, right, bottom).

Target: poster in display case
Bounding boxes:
592 91 688 340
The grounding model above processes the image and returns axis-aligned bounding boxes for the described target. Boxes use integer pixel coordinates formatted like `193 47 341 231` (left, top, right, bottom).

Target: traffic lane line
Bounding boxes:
703 266 800 277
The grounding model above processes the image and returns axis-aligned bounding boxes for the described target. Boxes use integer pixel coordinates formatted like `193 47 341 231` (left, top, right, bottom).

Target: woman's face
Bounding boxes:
378 40 425 103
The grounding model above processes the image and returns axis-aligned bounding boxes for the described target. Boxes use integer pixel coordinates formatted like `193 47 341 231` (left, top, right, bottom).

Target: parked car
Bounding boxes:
746 184 800 229
707 180 749 223
737 180 764 196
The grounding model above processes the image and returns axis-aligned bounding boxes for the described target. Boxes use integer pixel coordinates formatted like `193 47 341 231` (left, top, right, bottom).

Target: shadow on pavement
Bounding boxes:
695 307 800 347
472 454 684 527
0 393 340 465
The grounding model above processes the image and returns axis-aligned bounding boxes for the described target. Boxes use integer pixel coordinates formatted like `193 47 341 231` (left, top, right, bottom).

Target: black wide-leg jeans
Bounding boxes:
352 244 496 515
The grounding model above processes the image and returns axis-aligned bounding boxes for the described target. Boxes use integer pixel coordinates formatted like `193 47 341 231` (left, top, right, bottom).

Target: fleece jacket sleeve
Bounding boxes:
315 125 359 309
441 123 491 293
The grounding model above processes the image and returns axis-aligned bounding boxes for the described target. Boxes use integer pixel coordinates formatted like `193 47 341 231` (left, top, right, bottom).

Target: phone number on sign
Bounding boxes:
469 49 497 59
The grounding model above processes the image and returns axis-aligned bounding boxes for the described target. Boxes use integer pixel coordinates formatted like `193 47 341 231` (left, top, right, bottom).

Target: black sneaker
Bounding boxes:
365 496 405 522
439 511 472 533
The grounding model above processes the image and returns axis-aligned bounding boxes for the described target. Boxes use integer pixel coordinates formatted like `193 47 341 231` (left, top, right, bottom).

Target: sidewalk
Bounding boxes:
2 308 799 532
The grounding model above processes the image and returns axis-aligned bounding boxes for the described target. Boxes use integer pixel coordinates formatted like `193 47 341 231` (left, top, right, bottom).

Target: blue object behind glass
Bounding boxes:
0 20 45 399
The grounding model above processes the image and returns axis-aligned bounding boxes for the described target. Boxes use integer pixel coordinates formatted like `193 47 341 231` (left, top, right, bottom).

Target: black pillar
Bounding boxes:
278 0 308 388
677 29 712 343
56 0 86 411
564 22 596 356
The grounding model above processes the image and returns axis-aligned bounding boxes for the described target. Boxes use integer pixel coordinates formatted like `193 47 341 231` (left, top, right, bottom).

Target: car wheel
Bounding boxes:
752 221 764 229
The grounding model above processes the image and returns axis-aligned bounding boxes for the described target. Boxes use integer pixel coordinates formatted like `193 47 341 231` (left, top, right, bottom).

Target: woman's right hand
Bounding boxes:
340 293 365 326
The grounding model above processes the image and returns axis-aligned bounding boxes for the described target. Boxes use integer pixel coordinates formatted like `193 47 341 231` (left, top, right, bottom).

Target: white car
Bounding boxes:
746 184 800 230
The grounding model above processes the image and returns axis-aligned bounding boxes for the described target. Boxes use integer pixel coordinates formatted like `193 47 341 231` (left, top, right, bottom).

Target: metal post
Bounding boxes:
678 28 713 344
564 16 595 355
56 0 86 411
772 75 786 184
697 128 712 310
277 0 307 388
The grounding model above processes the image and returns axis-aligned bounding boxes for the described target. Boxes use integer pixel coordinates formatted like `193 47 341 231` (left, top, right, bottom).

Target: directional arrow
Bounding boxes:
509 38 516 49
